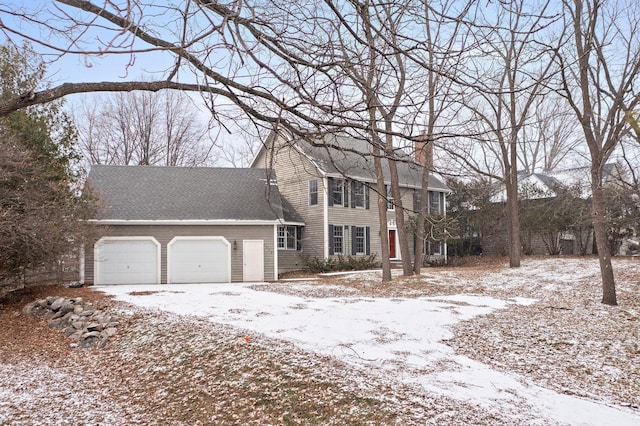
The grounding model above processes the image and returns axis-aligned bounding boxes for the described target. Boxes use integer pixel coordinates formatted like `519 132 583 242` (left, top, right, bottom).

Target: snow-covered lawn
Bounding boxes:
101 257 640 425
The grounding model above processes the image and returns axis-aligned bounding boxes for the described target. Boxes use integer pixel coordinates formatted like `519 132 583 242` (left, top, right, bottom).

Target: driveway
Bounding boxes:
101 277 640 426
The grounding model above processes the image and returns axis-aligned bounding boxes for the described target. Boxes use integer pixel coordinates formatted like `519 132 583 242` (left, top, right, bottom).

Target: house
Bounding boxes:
251 132 451 271
82 165 302 284
483 163 631 256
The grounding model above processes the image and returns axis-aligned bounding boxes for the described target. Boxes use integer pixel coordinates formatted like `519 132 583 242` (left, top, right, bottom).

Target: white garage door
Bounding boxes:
168 237 230 283
95 238 160 285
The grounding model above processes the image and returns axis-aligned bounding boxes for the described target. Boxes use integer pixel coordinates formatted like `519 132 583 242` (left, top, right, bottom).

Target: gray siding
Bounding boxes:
254 136 449 266
85 224 275 284
278 249 304 272
256 141 325 263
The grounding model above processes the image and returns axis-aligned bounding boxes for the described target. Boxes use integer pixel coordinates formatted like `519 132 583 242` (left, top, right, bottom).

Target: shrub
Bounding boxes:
301 254 379 273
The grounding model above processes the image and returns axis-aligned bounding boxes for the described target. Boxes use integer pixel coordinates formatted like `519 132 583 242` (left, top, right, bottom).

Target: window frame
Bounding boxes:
354 226 366 255
386 185 394 210
352 181 366 209
309 179 318 206
277 225 299 250
333 225 344 254
330 178 345 206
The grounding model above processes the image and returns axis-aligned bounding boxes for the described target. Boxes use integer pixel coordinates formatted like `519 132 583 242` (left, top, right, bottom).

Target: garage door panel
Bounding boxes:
96 239 159 285
168 238 230 283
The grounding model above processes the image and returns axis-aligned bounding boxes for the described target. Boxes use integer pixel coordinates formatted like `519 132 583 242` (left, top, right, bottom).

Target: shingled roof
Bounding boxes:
290 134 450 192
86 165 290 222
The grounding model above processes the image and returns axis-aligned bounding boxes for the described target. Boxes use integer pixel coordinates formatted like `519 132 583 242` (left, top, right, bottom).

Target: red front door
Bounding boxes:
389 230 397 258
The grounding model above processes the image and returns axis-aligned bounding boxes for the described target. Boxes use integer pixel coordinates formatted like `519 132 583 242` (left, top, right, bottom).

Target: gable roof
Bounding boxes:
86 165 290 223
254 132 450 192
491 163 623 202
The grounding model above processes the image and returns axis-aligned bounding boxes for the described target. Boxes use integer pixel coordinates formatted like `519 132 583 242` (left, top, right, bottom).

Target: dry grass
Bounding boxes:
1 256 639 424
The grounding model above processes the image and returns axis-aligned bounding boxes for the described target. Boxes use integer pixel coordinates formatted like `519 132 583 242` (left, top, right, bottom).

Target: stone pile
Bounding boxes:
24 296 119 349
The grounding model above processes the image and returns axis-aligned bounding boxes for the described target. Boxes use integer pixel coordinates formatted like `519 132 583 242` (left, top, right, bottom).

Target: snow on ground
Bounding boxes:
101 258 640 426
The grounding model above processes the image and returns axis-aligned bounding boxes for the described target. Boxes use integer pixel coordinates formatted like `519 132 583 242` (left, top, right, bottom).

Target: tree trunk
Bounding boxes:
591 168 617 305
374 151 392 282
414 142 431 275
386 151 413 276
505 173 521 267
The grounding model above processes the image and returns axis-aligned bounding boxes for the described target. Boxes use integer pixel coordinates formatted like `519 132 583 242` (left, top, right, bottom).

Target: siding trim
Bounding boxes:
273 225 279 280
323 176 329 259
88 219 304 226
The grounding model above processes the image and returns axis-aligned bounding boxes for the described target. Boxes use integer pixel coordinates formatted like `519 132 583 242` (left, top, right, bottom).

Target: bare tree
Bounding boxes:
442 0 561 267
556 0 640 305
411 0 473 273
76 90 213 167
519 96 584 173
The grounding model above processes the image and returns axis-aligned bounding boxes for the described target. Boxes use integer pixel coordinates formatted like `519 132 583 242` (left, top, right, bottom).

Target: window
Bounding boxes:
351 226 370 255
429 191 442 214
277 226 299 250
354 227 366 254
331 225 344 254
309 179 318 206
386 185 394 210
329 178 346 206
351 181 367 208
413 190 422 212
423 238 443 256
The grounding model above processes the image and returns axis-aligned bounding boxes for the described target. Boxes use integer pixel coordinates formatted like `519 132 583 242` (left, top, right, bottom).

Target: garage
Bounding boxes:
94 237 160 285
168 237 231 283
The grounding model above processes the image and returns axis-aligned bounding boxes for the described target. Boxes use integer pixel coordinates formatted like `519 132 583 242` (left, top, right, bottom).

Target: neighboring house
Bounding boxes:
251 132 451 271
484 163 629 256
83 165 302 285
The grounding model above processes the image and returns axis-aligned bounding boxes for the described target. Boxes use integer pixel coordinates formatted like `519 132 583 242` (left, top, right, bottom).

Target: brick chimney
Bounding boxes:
414 135 433 170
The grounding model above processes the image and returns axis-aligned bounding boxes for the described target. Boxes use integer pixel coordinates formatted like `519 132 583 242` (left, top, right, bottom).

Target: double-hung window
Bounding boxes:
329 178 346 206
350 226 370 255
354 226 366 254
429 191 442 214
331 225 344 254
351 181 366 208
277 226 299 250
386 185 394 210
309 179 318 206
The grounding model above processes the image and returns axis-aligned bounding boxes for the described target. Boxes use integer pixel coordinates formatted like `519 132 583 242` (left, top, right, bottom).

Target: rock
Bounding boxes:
79 336 99 348
102 327 117 337
58 312 73 327
23 302 37 316
23 295 119 351
50 297 65 311
87 323 103 332
82 331 101 339
95 315 111 324
67 281 83 288
69 330 84 340
48 319 64 329
59 301 75 316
